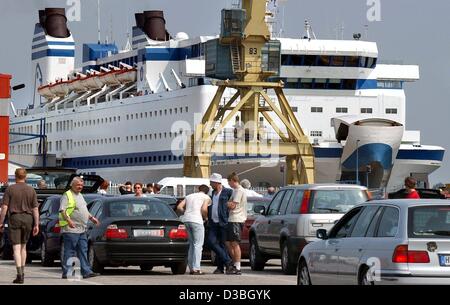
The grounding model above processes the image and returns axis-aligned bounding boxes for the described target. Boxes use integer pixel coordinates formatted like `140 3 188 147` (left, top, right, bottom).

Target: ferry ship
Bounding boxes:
8 5 445 192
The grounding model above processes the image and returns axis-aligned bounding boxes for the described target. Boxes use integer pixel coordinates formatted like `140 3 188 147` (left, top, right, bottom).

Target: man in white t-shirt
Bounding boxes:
177 185 211 275
225 172 247 275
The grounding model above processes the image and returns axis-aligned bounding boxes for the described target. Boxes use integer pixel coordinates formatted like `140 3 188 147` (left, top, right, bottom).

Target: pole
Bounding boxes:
356 140 360 185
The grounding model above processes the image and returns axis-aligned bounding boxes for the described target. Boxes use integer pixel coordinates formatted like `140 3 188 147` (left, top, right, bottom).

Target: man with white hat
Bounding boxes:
207 173 235 274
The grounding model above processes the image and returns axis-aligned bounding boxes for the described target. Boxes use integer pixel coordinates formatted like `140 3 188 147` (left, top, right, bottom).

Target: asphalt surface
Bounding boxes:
0 259 296 285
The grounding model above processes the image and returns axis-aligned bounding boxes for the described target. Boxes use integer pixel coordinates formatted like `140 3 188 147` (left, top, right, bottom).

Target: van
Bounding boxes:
157 177 230 198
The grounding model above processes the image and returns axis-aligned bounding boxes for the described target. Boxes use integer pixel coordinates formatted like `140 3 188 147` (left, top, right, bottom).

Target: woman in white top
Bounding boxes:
177 184 211 275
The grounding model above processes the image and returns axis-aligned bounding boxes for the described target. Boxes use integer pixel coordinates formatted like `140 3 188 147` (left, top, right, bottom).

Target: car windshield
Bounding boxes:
16 171 74 190
107 200 176 219
409 206 450 238
310 190 368 214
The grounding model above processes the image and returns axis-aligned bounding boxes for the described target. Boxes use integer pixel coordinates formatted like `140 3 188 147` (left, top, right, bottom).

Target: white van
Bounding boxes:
157 177 230 198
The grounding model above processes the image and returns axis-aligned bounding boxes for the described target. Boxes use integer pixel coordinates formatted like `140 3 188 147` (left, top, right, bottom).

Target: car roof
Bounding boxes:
282 184 368 191
363 199 450 208
97 197 166 204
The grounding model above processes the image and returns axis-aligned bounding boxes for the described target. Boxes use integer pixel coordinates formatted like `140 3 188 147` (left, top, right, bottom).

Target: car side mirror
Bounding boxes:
316 229 328 240
253 205 266 215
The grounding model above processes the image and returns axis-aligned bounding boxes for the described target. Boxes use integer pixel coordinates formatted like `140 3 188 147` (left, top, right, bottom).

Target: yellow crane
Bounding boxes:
183 0 315 185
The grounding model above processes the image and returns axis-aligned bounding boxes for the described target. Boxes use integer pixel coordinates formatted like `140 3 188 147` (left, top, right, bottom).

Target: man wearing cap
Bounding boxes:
207 173 235 274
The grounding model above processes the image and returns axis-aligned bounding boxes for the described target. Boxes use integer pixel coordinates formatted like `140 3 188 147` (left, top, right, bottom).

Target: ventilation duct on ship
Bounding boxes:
134 10 171 41
41 8 70 38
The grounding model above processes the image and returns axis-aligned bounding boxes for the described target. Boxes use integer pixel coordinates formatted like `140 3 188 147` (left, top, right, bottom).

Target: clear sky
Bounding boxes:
0 0 448 185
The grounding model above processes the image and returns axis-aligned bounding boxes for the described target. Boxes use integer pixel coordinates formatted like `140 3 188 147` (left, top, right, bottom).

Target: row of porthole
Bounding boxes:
72 155 183 168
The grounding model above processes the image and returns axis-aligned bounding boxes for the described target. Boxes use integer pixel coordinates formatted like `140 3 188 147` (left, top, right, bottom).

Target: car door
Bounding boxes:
86 200 102 236
267 189 294 251
337 206 381 284
309 207 363 285
256 191 285 250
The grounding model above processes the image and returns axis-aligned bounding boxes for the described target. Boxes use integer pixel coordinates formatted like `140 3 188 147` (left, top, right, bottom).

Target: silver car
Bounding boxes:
297 200 450 285
249 184 369 274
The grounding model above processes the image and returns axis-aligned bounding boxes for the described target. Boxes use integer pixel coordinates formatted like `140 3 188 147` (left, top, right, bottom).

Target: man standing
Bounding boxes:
0 168 39 284
59 177 100 279
240 179 263 198
119 181 133 195
226 173 247 275
177 185 211 275
207 173 234 274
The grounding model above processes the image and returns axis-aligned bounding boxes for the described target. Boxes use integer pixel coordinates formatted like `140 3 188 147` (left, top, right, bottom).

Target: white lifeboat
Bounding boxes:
116 68 137 84
80 72 104 90
38 84 55 100
48 80 70 97
69 75 89 92
98 67 121 86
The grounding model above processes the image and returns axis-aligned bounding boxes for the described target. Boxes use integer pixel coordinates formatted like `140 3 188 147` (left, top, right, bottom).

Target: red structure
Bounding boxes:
0 74 11 183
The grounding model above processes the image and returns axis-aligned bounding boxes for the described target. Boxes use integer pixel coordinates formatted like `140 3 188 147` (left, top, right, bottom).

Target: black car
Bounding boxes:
37 194 107 266
388 188 446 199
86 197 189 274
1 170 104 261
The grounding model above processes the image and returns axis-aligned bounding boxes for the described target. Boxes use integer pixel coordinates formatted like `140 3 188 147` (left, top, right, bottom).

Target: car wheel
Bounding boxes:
359 265 375 286
297 260 312 285
41 239 55 267
88 245 104 274
249 237 265 271
140 264 154 272
171 261 187 275
281 241 296 275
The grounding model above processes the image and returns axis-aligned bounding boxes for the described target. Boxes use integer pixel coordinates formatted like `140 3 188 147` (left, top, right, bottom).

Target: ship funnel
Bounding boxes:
135 13 145 30
143 10 168 41
41 8 70 38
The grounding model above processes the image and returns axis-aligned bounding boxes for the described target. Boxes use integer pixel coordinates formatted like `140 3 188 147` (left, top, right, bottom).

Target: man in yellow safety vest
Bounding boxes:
59 176 100 279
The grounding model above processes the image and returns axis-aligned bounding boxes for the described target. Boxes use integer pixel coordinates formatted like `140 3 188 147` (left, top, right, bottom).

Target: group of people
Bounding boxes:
0 168 101 283
177 172 249 275
116 181 161 196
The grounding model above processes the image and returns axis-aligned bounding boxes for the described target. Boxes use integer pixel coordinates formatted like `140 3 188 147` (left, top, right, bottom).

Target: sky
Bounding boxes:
0 0 448 185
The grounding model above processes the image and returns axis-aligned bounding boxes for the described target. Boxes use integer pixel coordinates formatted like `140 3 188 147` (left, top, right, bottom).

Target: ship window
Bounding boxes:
179 156 183 161
342 79 357 90
164 132 167 138
101 139 103 145
154 133 157 139
285 78 298 89
345 56 359 67
149 134 152 140
366 57 377 69
180 107 183 113
159 133 162 139
300 78 313 89
169 155 172 161
317 56 331 66
118 116 121 122
144 157 147 163
175 108 178 114
386 108 398 114
145 112 148 118
169 132 172 137
336 107 348 113
131 114 133 120
160 110 162 116
145 135 148 140
140 135 143 141
150 112 152 117
163 156 167 162
328 79 342 90
154 111 157 117
311 107 323 113
118 138 120 143
126 115 129 120
158 156 162 162
361 108 373 114
310 131 323 137
140 113 143 119
133 157 137 163
109 138 112 144
136 113 138 119
126 136 129 142
139 157 142 163
135 136 138 141
331 56 345 67
303 55 316 66
109 117 112 123
313 78 327 89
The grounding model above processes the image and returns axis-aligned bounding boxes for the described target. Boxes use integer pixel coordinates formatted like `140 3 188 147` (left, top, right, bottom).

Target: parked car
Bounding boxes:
36 194 107 266
388 188 446 199
297 199 450 285
123 193 178 211
249 184 369 274
157 177 230 198
86 197 189 274
1 171 104 261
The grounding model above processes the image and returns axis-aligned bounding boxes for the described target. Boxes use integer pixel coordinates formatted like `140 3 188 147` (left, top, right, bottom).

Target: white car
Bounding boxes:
298 200 450 285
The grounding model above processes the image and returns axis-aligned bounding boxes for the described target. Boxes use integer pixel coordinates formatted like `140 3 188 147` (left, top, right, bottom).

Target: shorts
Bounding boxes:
226 222 244 242
9 213 33 245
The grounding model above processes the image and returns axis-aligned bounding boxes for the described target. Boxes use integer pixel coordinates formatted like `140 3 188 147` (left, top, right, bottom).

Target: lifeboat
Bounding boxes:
98 69 121 86
48 80 70 97
116 68 137 84
38 84 55 100
68 75 89 92
80 72 104 90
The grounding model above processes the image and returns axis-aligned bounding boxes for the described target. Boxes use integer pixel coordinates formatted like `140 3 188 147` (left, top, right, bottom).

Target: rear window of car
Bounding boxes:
408 206 450 239
107 200 177 219
310 190 368 214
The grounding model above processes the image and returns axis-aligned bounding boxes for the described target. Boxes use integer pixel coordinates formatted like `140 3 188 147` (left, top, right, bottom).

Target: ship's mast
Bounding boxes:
97 0 101 44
